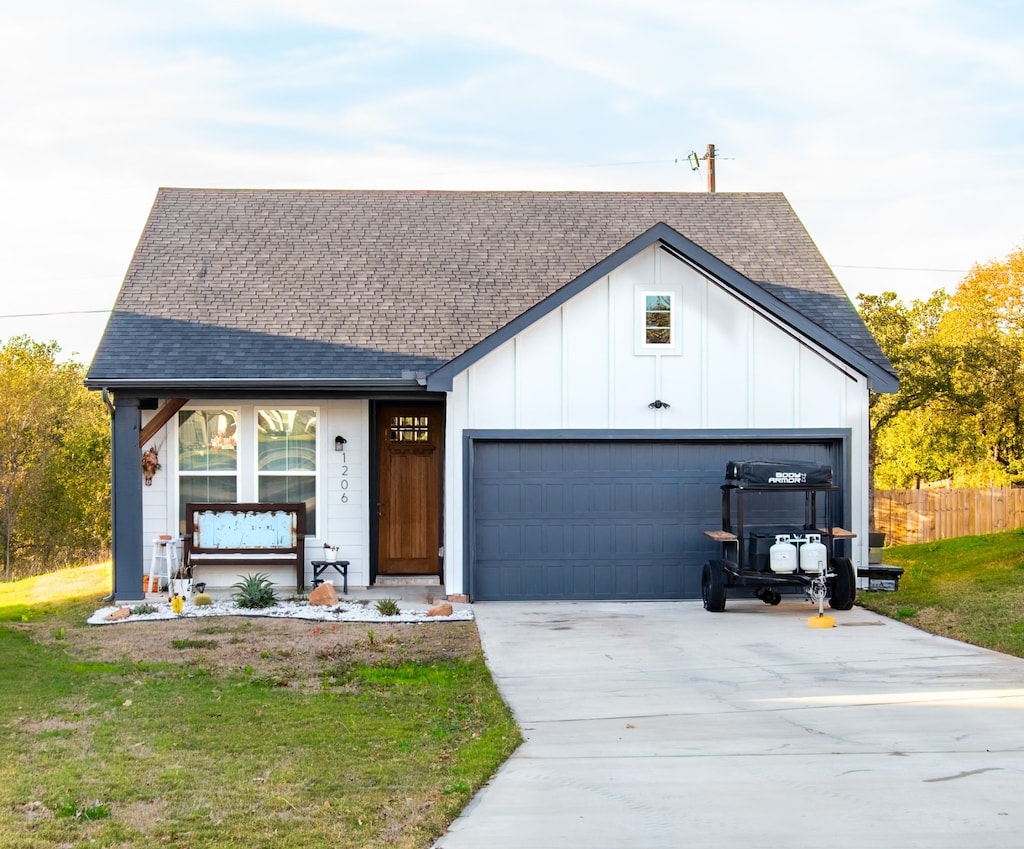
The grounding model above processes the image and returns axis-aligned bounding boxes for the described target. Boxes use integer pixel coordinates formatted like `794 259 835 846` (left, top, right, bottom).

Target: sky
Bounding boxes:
1 0 1022 364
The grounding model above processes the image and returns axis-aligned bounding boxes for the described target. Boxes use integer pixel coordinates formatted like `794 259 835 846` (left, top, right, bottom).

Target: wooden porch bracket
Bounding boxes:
139 398 189 447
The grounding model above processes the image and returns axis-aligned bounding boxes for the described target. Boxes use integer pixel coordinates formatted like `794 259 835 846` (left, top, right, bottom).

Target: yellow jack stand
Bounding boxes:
808 613 835 628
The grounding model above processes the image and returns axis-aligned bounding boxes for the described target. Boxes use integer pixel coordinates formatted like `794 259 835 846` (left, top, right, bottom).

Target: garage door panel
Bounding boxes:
476 482 501 513
636 564 664 596
499 524 522 556
475 522 500 556
543 482 564 512
471 439 839 600
593 564 614 596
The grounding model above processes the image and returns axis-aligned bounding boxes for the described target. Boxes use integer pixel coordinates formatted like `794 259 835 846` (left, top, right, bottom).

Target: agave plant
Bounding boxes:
374 597 400 616
231 573 278 609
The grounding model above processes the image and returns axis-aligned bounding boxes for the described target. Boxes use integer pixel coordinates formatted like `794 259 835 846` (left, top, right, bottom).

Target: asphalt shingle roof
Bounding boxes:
86 189 895 388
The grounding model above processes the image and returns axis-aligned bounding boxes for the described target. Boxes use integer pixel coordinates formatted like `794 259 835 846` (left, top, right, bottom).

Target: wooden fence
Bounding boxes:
873 487 1024 546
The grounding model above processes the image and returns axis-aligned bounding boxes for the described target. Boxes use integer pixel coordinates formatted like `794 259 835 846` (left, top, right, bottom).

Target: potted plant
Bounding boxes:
322 543 339 563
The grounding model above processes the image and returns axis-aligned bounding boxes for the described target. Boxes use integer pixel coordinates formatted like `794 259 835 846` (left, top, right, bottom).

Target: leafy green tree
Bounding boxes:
859 247 1024 488
935 253 1024 483
0 336 110 579
858 290 949 431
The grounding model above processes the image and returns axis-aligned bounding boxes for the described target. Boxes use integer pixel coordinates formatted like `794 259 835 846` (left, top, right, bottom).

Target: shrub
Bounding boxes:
375 597 400 616
192 592 214 606
231 573 278 609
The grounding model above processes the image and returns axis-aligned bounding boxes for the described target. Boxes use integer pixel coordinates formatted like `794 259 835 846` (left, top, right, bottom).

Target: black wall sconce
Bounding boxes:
334 435 347 451
648 400 671 410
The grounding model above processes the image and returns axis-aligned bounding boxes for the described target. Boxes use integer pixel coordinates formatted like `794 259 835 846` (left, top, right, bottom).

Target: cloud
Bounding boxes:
1 0 1023 360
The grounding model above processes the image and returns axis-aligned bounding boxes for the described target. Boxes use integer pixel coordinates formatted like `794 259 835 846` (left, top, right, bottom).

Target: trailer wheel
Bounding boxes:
828 557 856 610
702 561 727 612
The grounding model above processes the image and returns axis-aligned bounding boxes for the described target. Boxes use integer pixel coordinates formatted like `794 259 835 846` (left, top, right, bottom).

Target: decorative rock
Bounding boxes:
308 582 338 606
428 602 453 617
105 606 131 621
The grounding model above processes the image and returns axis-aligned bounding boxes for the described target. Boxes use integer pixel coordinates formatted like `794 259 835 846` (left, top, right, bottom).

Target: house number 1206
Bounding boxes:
339 458 349 503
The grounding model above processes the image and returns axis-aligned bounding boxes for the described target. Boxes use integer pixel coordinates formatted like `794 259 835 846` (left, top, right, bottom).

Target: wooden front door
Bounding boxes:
377 405 443 575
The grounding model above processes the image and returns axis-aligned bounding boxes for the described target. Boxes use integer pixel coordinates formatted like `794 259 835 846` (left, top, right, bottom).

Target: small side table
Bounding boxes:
310 560 349 595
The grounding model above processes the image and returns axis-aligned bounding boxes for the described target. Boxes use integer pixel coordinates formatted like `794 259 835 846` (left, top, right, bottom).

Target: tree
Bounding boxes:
858 290 949 431
859 247 1024 488
934 251 1024 483
0 336 110 579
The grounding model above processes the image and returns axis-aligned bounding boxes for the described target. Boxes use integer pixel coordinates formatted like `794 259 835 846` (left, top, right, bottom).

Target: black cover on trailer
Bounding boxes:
725 459 833 486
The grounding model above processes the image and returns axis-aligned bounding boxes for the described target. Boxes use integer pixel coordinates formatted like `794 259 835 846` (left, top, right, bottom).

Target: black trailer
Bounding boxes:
700 459 857 613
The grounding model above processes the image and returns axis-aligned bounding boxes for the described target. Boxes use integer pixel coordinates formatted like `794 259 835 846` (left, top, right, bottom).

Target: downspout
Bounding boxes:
101 387 115 415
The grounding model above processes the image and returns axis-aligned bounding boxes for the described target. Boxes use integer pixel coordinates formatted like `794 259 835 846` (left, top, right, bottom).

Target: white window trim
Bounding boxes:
171 405 321 537
175 407 241 524
636 288 682 355
255 406 320 536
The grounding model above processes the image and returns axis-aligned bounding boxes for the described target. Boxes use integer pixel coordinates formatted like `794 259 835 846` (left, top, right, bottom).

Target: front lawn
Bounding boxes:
858 528 1024 658
0 566 520 849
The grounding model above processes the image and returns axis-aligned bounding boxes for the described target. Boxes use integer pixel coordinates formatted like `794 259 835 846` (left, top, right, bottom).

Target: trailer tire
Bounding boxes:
828 557 856 610
702 561 727 612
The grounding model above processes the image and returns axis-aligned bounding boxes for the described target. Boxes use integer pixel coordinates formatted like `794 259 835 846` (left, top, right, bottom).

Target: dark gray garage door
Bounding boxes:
470 439 840 601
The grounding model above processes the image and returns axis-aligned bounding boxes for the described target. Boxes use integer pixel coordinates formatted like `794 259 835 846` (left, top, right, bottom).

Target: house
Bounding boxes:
86 189 897 602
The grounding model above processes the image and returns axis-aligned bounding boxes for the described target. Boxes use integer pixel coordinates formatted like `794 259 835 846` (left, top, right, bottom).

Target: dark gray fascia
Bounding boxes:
84 377 426 393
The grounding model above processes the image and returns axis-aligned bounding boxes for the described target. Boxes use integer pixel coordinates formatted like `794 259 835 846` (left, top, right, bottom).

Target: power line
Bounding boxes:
833 264 968 274
0 309 111 319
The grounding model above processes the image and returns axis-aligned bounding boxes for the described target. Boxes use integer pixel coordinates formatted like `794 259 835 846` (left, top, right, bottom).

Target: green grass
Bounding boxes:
0 565 521 849
858 528 1024 657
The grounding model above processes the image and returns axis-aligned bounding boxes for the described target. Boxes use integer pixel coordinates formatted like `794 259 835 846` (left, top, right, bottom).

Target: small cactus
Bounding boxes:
193 592 214 606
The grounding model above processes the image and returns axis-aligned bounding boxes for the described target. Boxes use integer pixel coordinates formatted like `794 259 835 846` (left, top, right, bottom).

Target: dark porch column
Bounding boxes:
111 394 143 601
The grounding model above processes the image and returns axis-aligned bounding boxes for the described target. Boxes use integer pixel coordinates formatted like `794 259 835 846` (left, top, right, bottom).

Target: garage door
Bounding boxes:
470 439 840 601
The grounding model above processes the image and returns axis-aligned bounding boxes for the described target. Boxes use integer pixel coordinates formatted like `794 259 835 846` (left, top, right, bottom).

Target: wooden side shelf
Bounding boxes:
704 530 738 542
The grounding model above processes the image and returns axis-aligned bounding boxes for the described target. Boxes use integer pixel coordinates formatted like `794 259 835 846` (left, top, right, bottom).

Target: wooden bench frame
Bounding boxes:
184 502 306 592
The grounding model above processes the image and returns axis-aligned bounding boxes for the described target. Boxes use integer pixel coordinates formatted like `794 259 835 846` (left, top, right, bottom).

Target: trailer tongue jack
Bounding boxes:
807 571 836 628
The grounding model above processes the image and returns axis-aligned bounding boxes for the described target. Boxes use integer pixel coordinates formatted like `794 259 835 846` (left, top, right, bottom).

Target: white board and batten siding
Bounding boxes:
140 399 370 592
442 245 872 596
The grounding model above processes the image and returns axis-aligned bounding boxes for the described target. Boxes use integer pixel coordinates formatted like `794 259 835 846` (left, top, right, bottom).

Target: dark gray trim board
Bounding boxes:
463 427 851 442
85 378 427 392
461 428 852 600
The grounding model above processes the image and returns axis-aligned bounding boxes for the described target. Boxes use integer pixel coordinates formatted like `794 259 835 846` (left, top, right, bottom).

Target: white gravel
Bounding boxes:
88 598 473 625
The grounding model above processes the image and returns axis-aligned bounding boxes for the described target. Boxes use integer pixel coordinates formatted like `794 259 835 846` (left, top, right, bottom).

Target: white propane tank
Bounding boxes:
769 534 797 573
800 533 827 574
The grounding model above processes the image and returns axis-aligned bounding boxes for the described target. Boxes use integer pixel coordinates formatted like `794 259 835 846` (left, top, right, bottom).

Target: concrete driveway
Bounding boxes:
434 600 1024 849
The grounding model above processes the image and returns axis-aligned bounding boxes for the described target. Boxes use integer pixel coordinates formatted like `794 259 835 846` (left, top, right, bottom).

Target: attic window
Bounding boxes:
644 293 673 345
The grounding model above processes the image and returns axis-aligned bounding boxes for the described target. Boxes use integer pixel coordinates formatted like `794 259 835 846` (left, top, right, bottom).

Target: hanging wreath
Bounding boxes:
141 446 161 486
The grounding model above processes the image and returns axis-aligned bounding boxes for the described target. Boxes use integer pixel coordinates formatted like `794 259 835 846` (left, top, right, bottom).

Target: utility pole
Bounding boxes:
682 143 718 192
